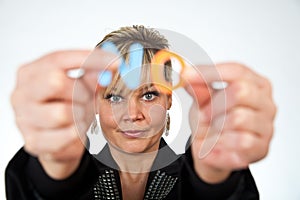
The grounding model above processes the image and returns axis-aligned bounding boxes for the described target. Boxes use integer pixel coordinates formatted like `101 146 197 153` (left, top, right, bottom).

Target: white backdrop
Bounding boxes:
1 0 300 199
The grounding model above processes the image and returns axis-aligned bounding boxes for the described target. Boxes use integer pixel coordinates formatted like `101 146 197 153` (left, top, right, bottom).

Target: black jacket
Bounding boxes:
5 139 259 200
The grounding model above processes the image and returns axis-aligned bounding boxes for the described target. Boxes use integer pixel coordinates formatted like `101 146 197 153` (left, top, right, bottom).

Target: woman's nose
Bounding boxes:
124 97 144 122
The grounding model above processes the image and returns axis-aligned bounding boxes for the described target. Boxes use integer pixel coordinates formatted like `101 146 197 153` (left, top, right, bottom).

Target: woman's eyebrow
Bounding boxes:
104 87 122 96
139 84 155 92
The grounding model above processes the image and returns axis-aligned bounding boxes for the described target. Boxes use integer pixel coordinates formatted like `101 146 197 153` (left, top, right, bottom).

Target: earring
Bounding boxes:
165 112 170 136
91 117 99 134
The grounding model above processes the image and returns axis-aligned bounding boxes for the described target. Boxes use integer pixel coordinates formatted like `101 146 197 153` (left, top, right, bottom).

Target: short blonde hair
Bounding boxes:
96 25 172 96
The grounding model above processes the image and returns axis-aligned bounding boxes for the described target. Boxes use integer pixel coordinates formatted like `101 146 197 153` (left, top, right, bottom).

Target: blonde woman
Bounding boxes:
6 26 276 199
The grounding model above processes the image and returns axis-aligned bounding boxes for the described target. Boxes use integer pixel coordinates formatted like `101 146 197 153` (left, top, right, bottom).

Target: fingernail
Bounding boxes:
66 68 85 79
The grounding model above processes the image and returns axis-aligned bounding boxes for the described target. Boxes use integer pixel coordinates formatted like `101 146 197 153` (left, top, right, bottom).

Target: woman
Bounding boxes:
6 25 276 199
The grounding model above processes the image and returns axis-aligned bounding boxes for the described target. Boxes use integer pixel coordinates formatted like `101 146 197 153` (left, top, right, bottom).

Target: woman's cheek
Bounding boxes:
148 104 167 133
99 107 117 128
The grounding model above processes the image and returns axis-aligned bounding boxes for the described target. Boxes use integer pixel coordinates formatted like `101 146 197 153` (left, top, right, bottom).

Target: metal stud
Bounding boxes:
144 170 178 200
93 170 120 200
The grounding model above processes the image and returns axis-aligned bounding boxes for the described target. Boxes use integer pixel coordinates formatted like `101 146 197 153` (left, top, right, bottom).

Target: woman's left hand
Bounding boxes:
183 62 277 183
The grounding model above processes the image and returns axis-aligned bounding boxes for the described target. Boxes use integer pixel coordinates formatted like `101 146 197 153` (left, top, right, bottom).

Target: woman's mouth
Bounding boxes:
120 130 147 138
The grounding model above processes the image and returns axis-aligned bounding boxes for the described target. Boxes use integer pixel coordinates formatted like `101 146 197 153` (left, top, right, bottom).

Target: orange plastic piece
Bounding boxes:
151 49 186 94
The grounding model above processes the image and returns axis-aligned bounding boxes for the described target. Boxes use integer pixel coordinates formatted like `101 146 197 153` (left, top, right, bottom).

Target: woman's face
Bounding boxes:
97 83 172 154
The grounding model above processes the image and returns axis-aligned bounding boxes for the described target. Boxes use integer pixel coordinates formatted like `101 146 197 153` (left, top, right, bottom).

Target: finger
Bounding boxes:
200 148 249 171
182 63 267 110
16 50 92 86
202 80 275 120
182 62 266 88
196 131 267 170
184 82 212 106
22 123 89 155
80 49 121 92
211 107 274 138
192 136 248 170
15 67 78 102
15 102 88 129
39 138 85 162
215 131 269 164
13 70 95 106
71 78 95 104
17 49 120 93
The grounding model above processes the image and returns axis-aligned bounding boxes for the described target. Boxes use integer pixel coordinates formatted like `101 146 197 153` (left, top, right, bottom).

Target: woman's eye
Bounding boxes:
106 94 123 103
142 92 159 101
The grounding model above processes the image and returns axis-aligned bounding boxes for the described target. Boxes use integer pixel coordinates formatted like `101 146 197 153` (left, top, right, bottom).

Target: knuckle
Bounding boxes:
10 91 18 107
222 62 244 69
254 142 269 162
228 152 248 169
10 90 25 108
16 64 33 86
238 133 253 153
261 144 270 159
261 76 272 89
52 105 72 126
270 103 278 118
47 51 66 63
230 63 248 74
229 109 247 129
231 81 248 104
265 124 274 141
259 76 274 96
16 64 29 78
47 71 66 95
11 95 29 120
264 99 277 121
48 71 62 88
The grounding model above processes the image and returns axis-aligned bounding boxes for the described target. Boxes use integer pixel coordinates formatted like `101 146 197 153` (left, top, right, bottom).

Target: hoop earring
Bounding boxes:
165 112 170 136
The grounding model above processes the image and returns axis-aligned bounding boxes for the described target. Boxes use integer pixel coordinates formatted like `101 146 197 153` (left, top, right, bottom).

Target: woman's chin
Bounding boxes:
110 140 158 155
117 144 150 154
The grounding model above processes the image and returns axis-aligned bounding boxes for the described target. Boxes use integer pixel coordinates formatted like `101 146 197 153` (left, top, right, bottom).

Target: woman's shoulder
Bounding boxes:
6 147 29 175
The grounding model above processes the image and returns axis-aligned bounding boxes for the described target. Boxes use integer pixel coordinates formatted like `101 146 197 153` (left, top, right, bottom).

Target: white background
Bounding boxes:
1 0 300 199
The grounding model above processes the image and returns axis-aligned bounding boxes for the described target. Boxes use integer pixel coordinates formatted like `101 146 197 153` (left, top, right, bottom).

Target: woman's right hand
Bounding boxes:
10 50 118 179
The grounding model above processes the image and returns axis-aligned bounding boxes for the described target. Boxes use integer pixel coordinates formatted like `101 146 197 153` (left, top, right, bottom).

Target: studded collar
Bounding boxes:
92 139 181 200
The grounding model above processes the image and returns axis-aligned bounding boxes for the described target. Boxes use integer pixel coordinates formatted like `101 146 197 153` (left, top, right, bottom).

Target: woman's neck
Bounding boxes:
109 145 159 173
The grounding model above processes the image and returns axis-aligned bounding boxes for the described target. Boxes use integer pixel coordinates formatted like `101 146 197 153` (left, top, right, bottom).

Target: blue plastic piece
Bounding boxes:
100 41 120 55
98 71 112 87
119 43 143 89
98 41 144 89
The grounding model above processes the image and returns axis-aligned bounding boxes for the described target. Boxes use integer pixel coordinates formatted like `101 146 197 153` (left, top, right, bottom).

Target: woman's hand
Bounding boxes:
10 50 118 179
184 63 277 183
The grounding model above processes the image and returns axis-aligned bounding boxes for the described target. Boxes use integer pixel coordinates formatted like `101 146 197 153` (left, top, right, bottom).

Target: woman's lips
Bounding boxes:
120 130 147 138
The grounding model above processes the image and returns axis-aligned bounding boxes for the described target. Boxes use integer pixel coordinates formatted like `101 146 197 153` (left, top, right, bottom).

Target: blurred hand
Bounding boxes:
184 63 276 183
10 50 118 178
